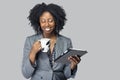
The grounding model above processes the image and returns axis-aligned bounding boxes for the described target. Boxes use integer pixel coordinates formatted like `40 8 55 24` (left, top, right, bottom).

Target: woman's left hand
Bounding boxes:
68 55 81 70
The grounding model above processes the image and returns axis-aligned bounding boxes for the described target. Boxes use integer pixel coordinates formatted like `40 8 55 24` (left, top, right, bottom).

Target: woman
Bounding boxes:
22 3 81 80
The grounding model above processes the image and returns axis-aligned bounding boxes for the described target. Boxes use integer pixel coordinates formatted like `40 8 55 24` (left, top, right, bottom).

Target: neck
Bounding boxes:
43 33 56 38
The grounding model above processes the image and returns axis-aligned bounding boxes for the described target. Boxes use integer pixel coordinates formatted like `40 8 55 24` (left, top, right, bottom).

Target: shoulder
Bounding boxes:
26 34 42 40
26 34 39 39
25 34 42 44
58 34 73 48
58 34 72 42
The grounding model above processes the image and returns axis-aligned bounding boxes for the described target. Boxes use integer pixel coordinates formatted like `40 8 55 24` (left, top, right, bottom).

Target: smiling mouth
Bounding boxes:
45 27 53 31
45 28 50 31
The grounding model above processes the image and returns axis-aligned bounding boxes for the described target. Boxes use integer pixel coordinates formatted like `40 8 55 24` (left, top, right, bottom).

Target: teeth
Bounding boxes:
45 28 50 31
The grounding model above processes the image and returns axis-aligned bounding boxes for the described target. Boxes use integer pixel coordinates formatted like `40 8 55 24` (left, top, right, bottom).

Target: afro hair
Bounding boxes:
28 2 67 34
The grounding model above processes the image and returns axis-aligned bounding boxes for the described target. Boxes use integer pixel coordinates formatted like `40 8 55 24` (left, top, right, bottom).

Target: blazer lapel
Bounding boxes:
55 35 64 59
53 35 65 69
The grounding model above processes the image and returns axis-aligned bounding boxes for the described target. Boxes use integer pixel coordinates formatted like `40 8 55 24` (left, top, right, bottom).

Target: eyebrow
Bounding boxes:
40 18 54 19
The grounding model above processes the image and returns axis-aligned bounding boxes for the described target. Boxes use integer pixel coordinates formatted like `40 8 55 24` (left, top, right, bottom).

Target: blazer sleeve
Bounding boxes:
63 38 78 79
22 37 35 79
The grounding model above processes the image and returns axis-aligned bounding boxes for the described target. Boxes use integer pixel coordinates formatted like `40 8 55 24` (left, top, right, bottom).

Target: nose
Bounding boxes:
45 22 49 27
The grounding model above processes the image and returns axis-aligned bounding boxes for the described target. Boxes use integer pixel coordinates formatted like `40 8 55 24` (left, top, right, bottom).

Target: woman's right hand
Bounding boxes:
29 40 42 64
30 40 42 55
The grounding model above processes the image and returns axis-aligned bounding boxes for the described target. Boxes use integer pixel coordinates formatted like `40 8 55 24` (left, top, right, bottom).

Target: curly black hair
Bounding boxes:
28 2 67 34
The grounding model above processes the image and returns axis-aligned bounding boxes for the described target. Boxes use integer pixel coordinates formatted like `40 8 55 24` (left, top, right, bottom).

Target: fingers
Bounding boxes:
37 41 42 50
68 55 81 64
32 40 42 51
68 56 81 70
75 55 81 63
68 56 77 64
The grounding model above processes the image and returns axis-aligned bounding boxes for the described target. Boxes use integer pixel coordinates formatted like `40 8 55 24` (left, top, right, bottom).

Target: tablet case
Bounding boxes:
54 48 87 64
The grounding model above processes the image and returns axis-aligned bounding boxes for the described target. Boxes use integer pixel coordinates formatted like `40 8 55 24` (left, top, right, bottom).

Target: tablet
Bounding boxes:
54 48 87 64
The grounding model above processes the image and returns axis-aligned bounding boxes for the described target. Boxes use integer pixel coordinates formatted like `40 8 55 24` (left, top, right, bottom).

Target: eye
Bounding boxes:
48 19 54 23
40 19 46 23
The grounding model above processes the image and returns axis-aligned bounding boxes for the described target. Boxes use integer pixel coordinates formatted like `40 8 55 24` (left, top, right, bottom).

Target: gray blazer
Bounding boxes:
22 34 77 80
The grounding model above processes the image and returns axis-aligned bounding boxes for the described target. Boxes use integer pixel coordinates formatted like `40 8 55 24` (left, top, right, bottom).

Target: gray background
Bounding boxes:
0 0 119 80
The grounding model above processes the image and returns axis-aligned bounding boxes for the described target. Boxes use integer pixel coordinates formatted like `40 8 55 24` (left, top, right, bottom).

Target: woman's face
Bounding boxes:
39 11 55 34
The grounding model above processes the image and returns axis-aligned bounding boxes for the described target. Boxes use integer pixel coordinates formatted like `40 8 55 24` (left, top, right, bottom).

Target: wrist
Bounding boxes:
70 65 77 70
